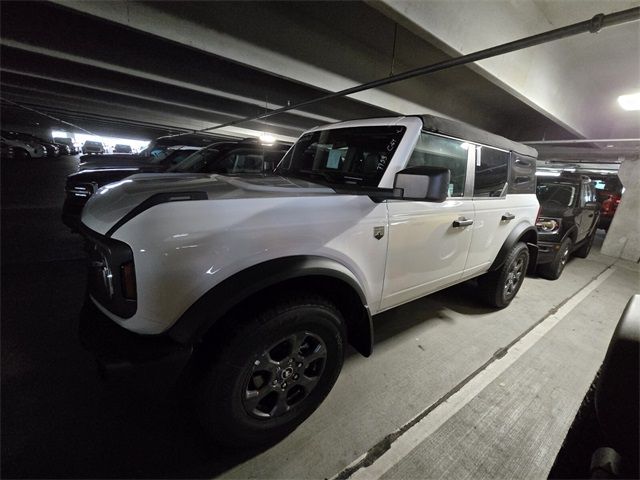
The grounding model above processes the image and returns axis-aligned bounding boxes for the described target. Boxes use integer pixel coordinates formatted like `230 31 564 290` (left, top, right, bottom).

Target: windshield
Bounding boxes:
162 148 199 166
275 126 406 187
536 181 576 207
170 143 284 174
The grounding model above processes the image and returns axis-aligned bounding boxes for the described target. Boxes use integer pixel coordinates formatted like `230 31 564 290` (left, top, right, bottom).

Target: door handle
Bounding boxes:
501 213 516 221
453 217 474 228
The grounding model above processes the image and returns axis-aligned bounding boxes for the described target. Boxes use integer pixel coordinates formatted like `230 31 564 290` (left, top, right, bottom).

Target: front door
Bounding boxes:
380 132 474 310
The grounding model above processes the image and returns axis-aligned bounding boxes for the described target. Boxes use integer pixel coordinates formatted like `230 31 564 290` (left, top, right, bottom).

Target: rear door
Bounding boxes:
381 132 474 310
463 146 523 279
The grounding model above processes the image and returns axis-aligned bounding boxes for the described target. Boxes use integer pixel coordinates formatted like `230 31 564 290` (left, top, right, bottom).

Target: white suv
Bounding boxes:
79 115 539 446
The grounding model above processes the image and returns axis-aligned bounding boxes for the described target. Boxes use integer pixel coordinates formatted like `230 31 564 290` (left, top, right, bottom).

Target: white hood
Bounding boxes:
81 173 333 235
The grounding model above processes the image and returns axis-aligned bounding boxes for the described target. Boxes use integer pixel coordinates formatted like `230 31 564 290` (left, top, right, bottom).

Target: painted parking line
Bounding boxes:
336 266 617 480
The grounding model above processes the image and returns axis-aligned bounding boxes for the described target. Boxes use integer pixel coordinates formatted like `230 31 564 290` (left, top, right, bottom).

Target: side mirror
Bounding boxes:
393 166 450 202
585 201 599 210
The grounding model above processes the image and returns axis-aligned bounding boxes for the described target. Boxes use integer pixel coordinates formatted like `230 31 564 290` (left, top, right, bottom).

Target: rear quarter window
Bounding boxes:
508 154 536 194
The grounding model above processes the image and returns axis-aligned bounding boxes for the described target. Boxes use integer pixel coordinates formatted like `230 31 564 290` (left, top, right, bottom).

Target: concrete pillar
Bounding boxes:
601 158 640 262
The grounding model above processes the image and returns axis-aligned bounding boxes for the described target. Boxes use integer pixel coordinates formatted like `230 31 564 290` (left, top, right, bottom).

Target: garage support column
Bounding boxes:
601 158 640 262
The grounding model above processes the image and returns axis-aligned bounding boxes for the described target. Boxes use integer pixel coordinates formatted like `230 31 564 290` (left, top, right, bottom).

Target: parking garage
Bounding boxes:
1 1 639 479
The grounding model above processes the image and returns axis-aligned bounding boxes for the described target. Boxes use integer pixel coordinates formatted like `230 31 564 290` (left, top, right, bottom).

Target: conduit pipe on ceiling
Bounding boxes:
159 6 640 140
0 96 98 136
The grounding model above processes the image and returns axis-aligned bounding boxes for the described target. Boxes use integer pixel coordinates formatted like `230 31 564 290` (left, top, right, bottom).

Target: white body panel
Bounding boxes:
81 115 538 336
463 194 539 279
381 199 474 310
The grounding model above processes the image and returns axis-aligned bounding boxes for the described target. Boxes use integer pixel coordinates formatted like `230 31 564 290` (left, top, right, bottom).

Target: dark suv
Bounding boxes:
62 139 289 229
535 172 600 279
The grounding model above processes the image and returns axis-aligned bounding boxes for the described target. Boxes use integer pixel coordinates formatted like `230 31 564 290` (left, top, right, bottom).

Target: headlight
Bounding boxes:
536 218 561 233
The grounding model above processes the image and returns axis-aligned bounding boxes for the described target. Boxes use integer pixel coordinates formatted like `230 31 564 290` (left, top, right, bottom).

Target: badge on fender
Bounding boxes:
373 226 385 240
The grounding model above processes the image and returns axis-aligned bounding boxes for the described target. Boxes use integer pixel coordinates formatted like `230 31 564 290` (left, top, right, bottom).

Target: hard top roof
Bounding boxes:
420 115 538 158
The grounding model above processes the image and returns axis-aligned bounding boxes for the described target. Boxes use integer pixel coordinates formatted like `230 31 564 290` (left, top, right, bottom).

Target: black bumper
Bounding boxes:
537 241 560 264
78 299 193 382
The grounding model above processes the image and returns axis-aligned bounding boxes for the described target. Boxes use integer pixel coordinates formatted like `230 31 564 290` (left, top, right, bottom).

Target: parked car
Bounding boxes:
78 114 539 447
113 144 133 154
592 175 623 231
0 139 27 159
54 143 71 155
82 140 105 154
535 172 600 279
0 130 47 158
53 137 81 154
63 139 289 229
77 133 229 169
39 141 60 157
63 145 201 228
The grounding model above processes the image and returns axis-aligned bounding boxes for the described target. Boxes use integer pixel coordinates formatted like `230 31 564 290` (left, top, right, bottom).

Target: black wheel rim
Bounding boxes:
242 331 327 419
558 244 570 274
504 253 526 299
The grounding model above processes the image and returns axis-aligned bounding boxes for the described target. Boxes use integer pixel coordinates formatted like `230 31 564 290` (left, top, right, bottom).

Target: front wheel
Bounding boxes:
478 242 530 308
196 295 346 447
538 237 572 280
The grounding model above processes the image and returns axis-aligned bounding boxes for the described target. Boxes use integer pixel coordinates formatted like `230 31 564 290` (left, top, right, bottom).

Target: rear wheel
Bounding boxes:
478 242 529 308
196 295 345 447
574 230 595 258
538 237 572 280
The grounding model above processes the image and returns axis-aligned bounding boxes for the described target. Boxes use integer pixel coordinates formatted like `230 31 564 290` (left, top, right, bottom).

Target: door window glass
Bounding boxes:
407 132 468 197
474 146 509 197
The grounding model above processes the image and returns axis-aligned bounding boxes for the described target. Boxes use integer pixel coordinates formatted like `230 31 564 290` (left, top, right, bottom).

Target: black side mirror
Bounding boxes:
393 166 450 202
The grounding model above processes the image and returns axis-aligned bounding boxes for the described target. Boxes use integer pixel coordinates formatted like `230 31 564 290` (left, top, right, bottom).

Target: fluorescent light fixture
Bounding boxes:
617 92 640 111
259 133 276 145
536 171 561 176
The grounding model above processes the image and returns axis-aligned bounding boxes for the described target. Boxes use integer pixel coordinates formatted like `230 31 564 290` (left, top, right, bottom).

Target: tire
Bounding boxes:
478 242 529 308
574 229 595 258
196 295 346 447
538 237 572 280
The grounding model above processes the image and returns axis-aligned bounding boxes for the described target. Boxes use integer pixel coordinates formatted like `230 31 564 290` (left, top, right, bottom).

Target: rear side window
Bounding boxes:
407 132 468 197
509 154 536 194
474 146 509 197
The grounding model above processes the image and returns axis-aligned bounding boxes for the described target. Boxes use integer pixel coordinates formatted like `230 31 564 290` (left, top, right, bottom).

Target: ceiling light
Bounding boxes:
617 92 640 111
259 133 276 145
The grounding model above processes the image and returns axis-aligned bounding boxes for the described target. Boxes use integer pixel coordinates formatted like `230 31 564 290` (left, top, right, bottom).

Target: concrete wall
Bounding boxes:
601 158 640 262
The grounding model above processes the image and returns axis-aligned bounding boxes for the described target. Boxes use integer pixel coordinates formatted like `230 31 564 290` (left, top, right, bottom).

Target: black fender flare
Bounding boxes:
563 225 579 244
166 255 374 357
489 223 538 274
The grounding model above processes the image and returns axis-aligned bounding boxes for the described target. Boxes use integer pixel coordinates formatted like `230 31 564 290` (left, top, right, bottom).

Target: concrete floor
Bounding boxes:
2 155 638 478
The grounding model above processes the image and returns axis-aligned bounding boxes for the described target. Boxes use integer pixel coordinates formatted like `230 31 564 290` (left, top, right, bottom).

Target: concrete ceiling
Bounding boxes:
1 0 638 154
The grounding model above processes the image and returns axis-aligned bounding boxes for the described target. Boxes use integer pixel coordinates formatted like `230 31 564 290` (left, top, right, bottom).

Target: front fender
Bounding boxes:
167 255 374 356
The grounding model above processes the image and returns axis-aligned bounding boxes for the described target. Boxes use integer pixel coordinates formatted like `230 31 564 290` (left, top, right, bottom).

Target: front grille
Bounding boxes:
82 226 137 319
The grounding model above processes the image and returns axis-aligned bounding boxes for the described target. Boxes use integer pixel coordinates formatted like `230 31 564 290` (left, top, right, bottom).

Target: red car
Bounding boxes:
594 176 623 231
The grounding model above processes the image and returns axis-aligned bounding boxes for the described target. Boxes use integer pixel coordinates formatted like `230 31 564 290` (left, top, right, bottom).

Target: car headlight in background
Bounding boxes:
536 218 561 233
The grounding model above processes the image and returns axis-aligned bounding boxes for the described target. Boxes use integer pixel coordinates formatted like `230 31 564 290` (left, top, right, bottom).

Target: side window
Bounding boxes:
407 132 469 197
581 182 595 206
509 154 536 194
475 146 509 197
